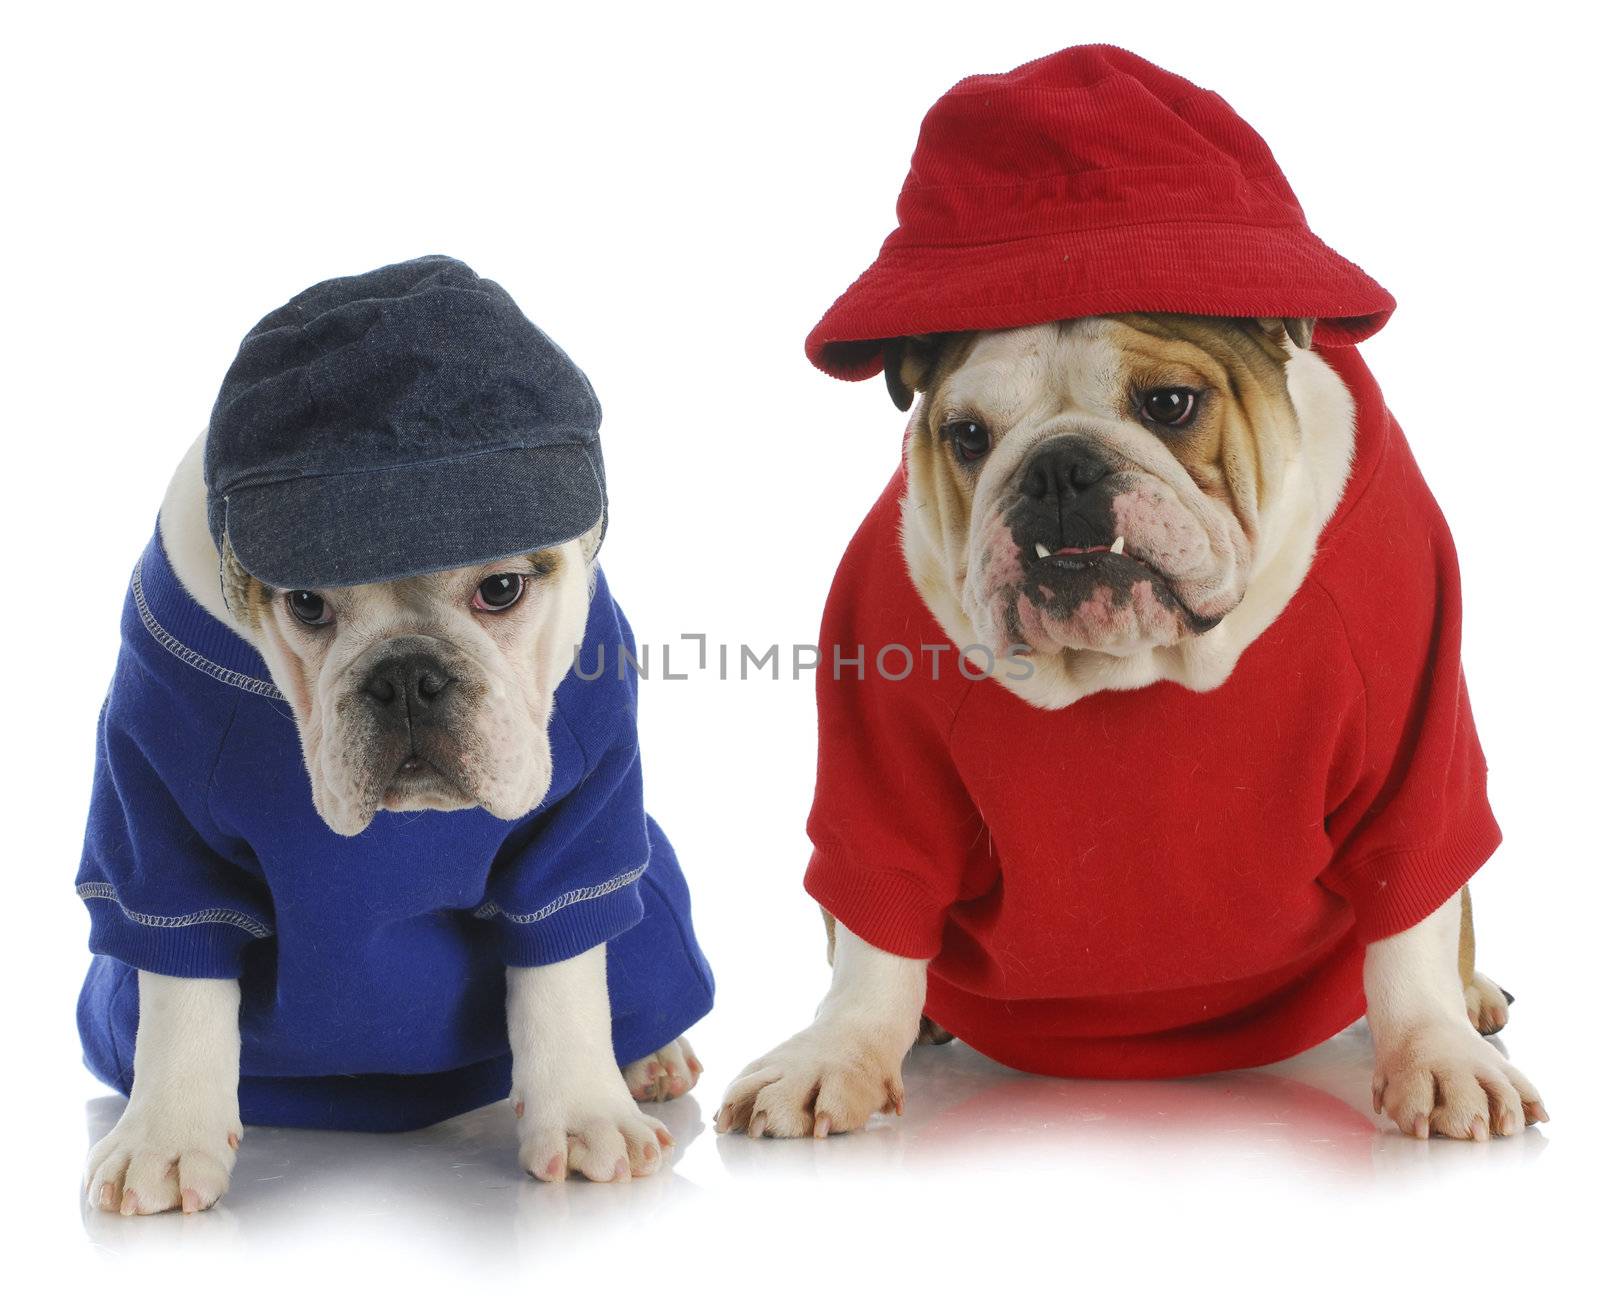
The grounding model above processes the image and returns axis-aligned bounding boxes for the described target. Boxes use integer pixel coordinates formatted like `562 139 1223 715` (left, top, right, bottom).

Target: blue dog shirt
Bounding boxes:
76 530 713 1132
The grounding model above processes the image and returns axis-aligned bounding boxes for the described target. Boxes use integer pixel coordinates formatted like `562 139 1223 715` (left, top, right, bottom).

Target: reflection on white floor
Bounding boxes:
78 1020 1549 1265
715 1023 1548 1183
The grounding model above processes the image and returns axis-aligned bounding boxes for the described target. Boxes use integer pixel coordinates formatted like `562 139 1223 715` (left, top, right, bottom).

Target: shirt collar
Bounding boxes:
134 526 284 700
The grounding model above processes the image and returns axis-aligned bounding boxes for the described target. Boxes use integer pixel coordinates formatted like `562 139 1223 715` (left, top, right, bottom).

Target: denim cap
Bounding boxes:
205 255 605 589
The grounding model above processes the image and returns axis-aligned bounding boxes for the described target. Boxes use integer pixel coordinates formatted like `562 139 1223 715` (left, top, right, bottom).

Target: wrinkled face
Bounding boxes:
902 315 1303 659
229 541 592 836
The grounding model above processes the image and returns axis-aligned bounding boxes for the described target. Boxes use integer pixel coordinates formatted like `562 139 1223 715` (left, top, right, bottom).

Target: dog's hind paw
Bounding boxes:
1464 972 1513 1036
623 1035 703 1102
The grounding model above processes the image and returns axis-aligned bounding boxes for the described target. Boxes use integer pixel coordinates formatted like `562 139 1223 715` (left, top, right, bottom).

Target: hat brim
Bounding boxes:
220 443 605 589
805 220 1395 380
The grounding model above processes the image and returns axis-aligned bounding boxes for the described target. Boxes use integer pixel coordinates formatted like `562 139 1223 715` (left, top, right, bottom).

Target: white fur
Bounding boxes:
508 947 673 1181
90 440 698 1212
161 433 252 641
84 972 242 1214
1366 893 1545 1138
716 925 927 1138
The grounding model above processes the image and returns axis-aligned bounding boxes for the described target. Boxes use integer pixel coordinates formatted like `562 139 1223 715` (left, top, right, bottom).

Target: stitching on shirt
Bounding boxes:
473 863 645 926
76 882 274 939
133 561 286 701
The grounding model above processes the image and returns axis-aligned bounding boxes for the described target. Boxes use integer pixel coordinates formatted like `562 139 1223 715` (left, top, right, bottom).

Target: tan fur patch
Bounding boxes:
1100 314 1299 539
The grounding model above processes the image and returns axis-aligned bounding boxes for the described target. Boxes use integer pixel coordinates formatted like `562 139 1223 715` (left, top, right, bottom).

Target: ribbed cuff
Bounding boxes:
86 915 254 979
803 846 947 959
1342 804 1503 944
494 877 646 968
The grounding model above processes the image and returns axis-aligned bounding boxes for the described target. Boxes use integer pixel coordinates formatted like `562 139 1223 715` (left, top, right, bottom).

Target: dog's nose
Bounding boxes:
1021 440 1111 502
361 654 453 717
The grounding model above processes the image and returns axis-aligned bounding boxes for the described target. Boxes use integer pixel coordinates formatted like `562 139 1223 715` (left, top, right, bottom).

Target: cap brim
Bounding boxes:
805 220 1395 380
221 443 604 589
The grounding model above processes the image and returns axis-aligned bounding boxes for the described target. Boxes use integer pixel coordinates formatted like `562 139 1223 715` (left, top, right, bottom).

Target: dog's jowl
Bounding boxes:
719 46 1545 1143
77 257 713 1213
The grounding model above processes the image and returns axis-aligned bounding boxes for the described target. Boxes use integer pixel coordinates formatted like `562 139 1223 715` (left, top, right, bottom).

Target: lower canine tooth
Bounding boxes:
1035 543 1051 559
1110 536 1125 556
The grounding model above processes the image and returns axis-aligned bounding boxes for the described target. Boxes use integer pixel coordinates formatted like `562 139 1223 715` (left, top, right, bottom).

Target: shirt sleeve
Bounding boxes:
802 479 993 959
476 587 649 968
77 664 275 979
1319 447 1501 942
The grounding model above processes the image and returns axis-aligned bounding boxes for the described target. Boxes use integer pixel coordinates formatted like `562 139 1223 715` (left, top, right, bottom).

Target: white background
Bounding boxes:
4 2 1596 1310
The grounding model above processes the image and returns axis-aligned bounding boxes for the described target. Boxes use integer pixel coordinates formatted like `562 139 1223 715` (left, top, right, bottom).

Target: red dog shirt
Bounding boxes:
803 345 1500 1078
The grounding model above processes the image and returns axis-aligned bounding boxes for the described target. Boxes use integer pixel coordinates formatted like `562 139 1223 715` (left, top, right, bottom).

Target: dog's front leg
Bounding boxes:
717 924 928 1138
507 944 672 1182
1366 890 1548 1139
85 971 242 1215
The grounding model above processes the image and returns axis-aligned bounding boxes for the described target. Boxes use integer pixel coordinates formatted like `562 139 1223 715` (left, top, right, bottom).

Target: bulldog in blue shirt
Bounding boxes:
78 258 713 1214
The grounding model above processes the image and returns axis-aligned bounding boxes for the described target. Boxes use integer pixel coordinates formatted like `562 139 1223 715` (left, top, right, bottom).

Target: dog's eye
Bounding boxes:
1139 388 1200 429
287 591 332 627
472 573 525 613
940 419 992 463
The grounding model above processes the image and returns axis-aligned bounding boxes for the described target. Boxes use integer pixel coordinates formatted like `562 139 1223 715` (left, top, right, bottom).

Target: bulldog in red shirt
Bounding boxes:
716 46 1548 1143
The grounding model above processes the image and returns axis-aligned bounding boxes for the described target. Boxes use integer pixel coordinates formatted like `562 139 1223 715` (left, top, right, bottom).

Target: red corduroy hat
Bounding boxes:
806 45 1395 381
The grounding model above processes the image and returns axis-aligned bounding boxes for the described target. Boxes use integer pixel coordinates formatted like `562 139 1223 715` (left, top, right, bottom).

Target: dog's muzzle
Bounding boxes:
990 434 1222 641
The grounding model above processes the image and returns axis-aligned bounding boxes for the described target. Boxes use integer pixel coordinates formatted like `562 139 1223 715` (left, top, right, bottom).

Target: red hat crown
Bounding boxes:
808 45 1393 380
897 47 1304 244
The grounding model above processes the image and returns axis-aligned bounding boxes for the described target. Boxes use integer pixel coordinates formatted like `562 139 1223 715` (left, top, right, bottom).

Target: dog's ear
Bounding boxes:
218 535 264 625
1257 317 1315 351
882 335 946 412
577 514 604 563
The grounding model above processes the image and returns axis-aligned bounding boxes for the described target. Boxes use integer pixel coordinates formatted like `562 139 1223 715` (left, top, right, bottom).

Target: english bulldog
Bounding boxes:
80 438 711 1212
717 314 1546 1142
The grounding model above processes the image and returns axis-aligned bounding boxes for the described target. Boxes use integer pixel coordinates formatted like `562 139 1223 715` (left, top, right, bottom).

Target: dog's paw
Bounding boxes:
622 1035 703 1103
514 1079 673 1184
1372 1022 1548 1140
85 1104 242 1216
1463 972 1513 1036
715 1022 906 1139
